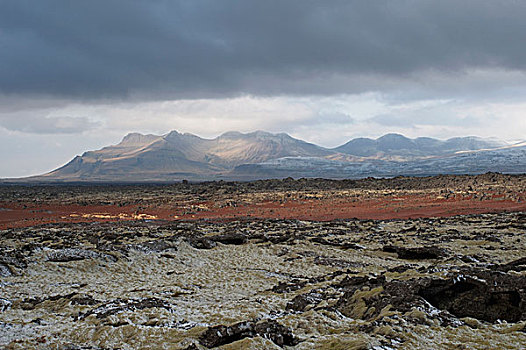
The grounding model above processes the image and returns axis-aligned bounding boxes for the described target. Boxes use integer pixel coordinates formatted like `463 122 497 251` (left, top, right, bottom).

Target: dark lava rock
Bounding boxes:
0 252 28 269
199 321 255 348
199 319 295 348
336 269 526 324
310 237 364 250
397 246 447 260
131 239 177 253
70 294 99 306
47 248 117 262
286 290 324 312
268 234 294 244
18 292 93 312
21 292 78 310
382 245 398 253
0 264 12 277
182 344 200 350
419 274 525 323
387 265 415 273
272 279 307 293
336 275 386 291
209 233 247 245
62 344 101 350
254 320 296 347
0 298 12 312
383 245 447 260
313 256 363 268
0 250 28 276
187 237 217 249
79 297 173 320
494 257 526 272
459 255 481 263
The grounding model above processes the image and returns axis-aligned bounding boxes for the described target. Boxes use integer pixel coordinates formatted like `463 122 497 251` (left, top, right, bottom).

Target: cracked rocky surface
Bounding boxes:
1 209 526 349
2 173 526 229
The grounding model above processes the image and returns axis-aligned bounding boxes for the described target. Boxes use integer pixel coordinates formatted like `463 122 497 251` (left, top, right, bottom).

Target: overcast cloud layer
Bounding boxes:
1 1 526 177
2 1 526 98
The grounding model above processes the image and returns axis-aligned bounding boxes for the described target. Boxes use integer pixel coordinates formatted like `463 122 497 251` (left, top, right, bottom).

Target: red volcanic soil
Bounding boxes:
2 193 526 229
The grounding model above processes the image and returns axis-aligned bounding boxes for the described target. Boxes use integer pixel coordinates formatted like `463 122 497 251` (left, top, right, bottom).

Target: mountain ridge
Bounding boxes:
10 130 524 182
333 133 504 157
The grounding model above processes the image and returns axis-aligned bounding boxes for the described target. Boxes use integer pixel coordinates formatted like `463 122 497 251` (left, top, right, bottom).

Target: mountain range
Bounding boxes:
16 131 526 182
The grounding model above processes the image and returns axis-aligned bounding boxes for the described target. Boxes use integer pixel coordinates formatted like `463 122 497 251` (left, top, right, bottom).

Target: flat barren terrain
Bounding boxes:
1 173 525 349
2 173 526 229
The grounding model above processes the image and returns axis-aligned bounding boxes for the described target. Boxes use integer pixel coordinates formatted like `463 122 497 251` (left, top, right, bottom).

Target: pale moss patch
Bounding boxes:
311 336 371 350
338 286 384 320
221 336 279 350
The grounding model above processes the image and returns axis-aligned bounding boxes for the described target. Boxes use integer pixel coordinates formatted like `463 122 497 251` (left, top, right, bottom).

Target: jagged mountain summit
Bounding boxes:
18 131 525 182
41 130 331 181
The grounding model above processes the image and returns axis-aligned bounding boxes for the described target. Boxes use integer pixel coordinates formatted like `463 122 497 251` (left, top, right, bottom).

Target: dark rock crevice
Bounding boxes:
419 276 524 323
383 245 448 260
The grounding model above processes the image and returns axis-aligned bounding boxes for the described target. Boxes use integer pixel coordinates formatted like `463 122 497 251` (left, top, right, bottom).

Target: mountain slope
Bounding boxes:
21 131 519 182
41 130 334 181
159 130 333 167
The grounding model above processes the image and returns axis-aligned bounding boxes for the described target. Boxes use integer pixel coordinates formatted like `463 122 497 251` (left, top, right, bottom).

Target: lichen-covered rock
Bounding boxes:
336 269 526 324
0 298 12 312
419 272 526 323
199 320 296 348
47 248 117 262
187 237 217 249
129 239 178 253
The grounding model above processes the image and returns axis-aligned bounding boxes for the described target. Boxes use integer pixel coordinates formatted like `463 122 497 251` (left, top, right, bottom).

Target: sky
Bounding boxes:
1 1 526 177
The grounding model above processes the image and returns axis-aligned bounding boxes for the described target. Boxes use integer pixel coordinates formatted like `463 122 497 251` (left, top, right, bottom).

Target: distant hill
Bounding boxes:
233 145 526 179
334 133 504 159
12 131 522 182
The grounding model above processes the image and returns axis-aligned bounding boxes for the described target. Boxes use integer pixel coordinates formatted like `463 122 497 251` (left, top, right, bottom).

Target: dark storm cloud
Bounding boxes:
1 0 526 99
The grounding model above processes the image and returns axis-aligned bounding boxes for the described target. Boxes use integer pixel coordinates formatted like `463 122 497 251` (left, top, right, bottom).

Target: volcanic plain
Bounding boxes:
1 173 526 349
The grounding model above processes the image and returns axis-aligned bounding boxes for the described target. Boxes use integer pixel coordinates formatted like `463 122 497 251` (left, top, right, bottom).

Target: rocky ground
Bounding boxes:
2 173 526 229
1 174 526 349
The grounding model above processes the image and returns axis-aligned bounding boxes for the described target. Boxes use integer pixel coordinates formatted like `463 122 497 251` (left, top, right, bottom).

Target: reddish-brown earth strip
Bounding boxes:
2 193 526 229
